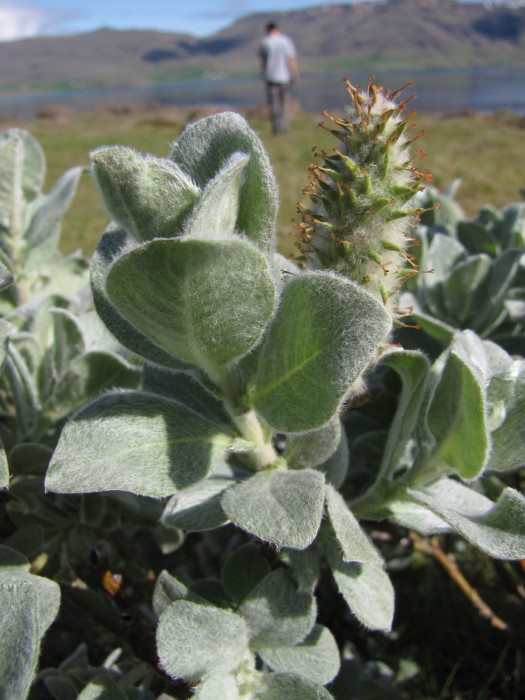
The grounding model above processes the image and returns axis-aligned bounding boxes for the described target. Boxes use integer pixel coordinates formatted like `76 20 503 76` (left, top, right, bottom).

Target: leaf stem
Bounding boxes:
232 409 278 470
216 365 278 471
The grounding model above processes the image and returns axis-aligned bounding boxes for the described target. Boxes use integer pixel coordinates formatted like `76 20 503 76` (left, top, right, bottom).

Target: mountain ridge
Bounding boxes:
1 0 524 92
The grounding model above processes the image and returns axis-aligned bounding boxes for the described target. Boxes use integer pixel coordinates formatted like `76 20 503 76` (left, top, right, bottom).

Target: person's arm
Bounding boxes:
288 56 299 83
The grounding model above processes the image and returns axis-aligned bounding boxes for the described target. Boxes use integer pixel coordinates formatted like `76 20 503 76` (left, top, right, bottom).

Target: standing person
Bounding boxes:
258 21 299 135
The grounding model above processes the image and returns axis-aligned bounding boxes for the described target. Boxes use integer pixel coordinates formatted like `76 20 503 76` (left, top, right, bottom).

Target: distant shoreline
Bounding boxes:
2 66 525 121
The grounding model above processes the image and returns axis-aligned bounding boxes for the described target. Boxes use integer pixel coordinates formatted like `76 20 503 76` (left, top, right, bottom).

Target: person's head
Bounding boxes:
266 22 279 34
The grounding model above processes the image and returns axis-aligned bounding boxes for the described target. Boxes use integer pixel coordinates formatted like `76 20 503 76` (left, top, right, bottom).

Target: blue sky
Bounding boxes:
0 0 512 42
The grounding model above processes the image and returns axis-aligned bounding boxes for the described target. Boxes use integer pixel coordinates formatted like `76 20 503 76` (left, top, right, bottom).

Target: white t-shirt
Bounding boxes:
259 33 296 84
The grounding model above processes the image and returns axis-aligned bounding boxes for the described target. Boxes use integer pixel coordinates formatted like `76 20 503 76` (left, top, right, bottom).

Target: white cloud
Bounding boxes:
0 1 85 42
0 2 51 40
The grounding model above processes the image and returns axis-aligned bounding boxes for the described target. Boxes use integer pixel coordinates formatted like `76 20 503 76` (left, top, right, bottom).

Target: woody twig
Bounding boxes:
410 532 510 633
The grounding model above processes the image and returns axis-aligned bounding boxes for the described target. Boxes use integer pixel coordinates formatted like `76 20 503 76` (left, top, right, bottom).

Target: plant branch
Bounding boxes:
410 532 510 633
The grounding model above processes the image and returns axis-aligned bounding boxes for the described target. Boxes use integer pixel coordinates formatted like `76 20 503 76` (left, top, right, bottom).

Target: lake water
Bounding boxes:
1 65 524 120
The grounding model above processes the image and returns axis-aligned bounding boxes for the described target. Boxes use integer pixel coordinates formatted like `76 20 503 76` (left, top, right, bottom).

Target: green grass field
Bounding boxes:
2 102 524 258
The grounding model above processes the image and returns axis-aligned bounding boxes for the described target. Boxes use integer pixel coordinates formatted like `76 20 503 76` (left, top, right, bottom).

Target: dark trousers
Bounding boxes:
266 81 290 134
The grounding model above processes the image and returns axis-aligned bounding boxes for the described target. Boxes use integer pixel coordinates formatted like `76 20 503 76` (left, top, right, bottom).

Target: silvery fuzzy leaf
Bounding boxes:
255 673 335 699
420 233 466 320
497 201 525 249
0 581 39 700
193 673 241 700
253 272 391 433
238 568 317 649
153 570 209 618
221 469 325 550
185 152 249 237
157 600 249 680
457 220 498 257
91 227 189 369
46 390 235 497
44 350 140 423
258 624 340 686
4 333 42 437
48 307 85 373
24 165 84 257
161 476 235 531
407 478 525 559
487 361 525 472
0 129 45 243
384 498 450 534
447 332 525 471
378 349 430 481
170 111 279 253
141 362 235 430
270 252 301 293
105 237 276 373
0 546 61 698
280 547 321 593
90 146 199 241
442 254 491 326
472 249 523 334
314 428 349 488
327 554 395 632
284 418 341 471
221 543 272 605
417 347 489 481
324 485 383 566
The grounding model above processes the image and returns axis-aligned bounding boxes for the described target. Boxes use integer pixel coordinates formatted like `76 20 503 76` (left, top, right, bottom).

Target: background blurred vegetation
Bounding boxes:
1 104 524 259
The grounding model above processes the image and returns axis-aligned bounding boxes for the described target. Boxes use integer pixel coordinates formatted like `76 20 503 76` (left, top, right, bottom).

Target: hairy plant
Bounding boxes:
298 78 431 314
1 81 525 700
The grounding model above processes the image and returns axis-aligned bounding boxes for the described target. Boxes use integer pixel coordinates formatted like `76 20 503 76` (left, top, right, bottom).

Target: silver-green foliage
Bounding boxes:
0 127 144 698
43 110 397 695
37 97 525 698
0 545 60 700
0 129 87 310
401 184 525 351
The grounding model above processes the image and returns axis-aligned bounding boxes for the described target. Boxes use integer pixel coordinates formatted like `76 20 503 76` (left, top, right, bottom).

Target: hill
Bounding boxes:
1 0 525 93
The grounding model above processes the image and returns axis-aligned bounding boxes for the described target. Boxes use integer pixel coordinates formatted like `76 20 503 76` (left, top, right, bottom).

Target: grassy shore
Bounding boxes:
2 101 524 258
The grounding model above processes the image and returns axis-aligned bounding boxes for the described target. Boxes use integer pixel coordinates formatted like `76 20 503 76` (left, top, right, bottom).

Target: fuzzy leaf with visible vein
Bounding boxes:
408 478 525 559
324 484 383 565
157 600 249 680
161 476 235 531
105 237 276 372
378 349 430 481
284 418 341 470
325 542 394 632
46 391 234 497
258 624 340 686
422 348 489 480
91 146 199 241
253 272 391 433
0 581 39 700
24 166 84 257
221 543 272 605
222 468 325 549
91 227 187 369
256 673 334 700
193 673 240 700
238 568 317 649
170 111 279 252
185 152 249 237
